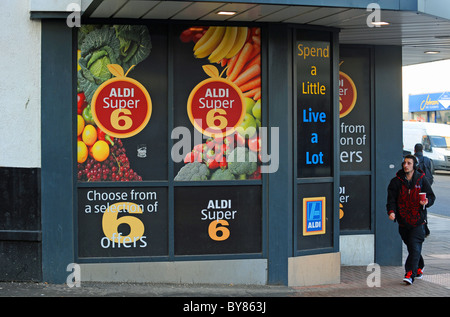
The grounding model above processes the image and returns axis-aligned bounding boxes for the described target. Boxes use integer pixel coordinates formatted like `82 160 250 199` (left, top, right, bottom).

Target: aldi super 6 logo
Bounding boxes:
303 197 326 236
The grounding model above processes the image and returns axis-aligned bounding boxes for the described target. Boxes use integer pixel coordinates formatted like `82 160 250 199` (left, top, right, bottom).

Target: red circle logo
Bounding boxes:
188 77 245 137
91 70 152 138
339 71 357 118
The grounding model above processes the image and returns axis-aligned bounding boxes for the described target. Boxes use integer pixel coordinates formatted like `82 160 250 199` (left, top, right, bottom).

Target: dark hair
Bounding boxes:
403 154 418 169
414 143 423 152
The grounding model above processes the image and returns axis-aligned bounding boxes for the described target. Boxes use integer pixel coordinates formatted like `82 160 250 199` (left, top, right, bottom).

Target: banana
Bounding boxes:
194 26 226 59
208 26 238 63
225 27 248 59
193 26 216 52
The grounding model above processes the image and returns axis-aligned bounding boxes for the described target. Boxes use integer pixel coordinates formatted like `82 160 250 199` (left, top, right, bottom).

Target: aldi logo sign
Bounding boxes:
303 197 326 236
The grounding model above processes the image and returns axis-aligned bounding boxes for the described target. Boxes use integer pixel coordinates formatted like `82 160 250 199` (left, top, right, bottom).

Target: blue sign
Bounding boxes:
303 197 326 236
409 92 450 112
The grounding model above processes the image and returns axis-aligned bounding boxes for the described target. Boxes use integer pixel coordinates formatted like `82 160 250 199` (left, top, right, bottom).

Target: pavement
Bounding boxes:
0 214 449 298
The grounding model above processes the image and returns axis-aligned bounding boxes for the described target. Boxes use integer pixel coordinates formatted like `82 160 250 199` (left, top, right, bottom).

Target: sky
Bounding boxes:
402 59 450 113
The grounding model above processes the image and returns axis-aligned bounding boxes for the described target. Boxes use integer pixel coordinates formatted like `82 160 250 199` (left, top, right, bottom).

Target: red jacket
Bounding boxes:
386 169 435 228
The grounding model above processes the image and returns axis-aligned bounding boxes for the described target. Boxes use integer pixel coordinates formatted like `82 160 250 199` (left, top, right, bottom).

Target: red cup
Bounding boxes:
419 192 426 202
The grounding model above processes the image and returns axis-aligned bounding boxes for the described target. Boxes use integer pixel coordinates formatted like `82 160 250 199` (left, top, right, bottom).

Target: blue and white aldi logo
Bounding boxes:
303 197 326 236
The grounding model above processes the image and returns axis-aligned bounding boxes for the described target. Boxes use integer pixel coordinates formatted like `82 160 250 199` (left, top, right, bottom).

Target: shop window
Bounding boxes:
75 23 263 260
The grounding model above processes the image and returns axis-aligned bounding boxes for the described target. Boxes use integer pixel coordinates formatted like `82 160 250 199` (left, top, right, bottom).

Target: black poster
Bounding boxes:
339 46 372 232
339 47 371 171
296 32 332 178
77 187 168 258
174 186 262 255
339 175 371 231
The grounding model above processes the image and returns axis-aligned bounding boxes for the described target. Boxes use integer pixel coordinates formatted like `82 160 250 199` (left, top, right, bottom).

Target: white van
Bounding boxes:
403 121 450 171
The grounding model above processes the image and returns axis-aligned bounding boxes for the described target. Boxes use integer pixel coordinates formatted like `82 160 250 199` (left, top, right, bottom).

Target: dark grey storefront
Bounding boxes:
3 0 450 286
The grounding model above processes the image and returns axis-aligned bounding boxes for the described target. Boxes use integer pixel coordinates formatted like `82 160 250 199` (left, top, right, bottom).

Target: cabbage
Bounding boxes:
77 25 152 102
78 26 121 101
114 25 152 70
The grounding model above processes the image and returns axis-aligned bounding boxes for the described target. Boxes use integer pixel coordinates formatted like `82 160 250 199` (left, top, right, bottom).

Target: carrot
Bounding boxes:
241 53 260 74
239 76 260 92
233 64 260 87
226 51 240 76
227 42 253 82
243 88 259 98
248 44 260 61
254 89 261 100
252 35 261 46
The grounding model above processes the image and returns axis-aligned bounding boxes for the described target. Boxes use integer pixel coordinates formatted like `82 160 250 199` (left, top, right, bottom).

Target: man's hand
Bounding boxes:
389 213 396 221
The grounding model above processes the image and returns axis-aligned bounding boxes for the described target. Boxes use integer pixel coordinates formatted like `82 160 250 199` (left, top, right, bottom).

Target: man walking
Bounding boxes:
414 143 434 185
386 154 435 285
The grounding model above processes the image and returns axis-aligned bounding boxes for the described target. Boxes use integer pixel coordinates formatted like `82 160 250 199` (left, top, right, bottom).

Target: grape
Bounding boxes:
77 139 142 182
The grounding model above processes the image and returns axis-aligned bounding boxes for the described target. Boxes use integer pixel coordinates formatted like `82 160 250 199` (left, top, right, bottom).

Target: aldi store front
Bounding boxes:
21 0 449 286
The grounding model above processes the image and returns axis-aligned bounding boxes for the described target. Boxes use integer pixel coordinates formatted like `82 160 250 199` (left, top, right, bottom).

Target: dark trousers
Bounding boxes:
399 224 425 277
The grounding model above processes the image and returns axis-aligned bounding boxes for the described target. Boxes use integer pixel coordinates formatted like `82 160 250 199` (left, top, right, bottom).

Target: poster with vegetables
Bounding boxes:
174 26 262 181
76 25 168 182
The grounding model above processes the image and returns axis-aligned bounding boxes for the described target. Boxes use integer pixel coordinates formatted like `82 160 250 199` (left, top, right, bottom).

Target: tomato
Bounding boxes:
248 136 261 152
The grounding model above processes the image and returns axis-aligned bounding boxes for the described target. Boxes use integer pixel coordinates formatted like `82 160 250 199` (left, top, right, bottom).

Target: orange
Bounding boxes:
82 124 97 146
77 115 85 136
91 140 110 162
77 141 88 163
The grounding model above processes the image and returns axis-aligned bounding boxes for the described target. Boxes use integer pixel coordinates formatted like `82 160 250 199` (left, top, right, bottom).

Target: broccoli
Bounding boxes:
174 162 210 181
226 147 257 178
210 168 235 180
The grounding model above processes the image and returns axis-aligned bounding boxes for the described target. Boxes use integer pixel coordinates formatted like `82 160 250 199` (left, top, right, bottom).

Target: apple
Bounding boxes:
235 113 257 138
244 97 255 114
252 99 261 120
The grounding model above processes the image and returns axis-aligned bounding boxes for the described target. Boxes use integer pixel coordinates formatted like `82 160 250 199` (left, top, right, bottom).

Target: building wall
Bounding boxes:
0 0 41 168
0 0 42 281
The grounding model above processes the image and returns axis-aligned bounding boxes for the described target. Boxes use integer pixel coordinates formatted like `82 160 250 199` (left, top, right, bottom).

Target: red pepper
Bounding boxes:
77 92 87 115
97 127 106 141
96 127 114 146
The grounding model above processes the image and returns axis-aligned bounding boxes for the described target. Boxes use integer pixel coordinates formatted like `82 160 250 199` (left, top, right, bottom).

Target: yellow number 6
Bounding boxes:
208 220 230 241
206 109 228 130
111 109 133 130
102 202 144 243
